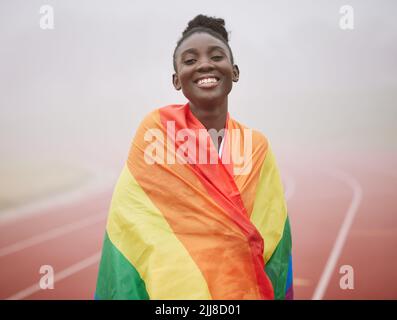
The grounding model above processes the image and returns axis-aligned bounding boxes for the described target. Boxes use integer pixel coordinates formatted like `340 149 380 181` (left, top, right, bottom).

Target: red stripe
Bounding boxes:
159 103 274 299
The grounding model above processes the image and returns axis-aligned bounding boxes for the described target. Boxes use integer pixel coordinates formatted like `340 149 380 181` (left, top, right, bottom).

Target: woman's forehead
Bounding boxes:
175 32 229 57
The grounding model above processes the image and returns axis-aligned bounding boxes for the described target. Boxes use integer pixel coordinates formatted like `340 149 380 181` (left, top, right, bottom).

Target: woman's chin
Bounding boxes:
190 92 227 105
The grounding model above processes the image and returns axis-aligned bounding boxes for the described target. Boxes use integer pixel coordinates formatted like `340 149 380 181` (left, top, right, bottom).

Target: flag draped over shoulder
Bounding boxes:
95 103 293 300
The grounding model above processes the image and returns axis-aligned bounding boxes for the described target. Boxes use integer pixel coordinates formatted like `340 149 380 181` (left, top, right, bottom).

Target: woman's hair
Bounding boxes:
173 14 234 71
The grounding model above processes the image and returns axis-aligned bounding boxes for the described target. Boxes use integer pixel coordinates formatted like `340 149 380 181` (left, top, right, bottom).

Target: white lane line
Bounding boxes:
6 252 101 300
0 214 106 258
0 170 116 226
312 169 363 300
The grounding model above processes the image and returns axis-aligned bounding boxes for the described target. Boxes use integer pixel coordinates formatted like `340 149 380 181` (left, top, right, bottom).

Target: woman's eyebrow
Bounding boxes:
180 48 198 56
207 45 226 53
180 45 227 57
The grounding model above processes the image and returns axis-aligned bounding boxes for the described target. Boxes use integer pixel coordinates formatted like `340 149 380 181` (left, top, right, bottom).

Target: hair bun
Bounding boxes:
173 14 234 71
183 14 229 42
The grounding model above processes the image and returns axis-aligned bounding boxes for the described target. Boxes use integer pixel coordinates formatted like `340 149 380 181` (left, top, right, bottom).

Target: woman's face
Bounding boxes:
173 32 239 107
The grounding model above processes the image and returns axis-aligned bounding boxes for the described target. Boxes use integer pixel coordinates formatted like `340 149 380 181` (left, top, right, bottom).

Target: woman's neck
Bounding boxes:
188 99 228 133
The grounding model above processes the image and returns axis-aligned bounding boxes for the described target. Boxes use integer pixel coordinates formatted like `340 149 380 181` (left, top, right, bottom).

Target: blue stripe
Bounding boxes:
285 254 293 293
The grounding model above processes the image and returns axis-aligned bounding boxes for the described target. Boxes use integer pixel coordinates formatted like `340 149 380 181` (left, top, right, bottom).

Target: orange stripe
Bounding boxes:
229 119 268 217
159 104 273 299
127 106 267 299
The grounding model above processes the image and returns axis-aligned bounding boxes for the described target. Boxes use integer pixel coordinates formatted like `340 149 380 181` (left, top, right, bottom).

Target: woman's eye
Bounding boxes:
211 55 224 61
184 59 196 65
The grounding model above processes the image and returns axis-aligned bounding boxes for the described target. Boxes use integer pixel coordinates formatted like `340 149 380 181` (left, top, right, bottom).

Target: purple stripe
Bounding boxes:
285 286 294 300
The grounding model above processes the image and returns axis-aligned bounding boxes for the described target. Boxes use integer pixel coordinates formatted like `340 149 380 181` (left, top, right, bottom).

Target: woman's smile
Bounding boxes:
194 76 220 89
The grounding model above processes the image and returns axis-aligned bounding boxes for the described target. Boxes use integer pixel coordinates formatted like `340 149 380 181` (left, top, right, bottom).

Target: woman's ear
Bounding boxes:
232 65 240 82
172 73 181 90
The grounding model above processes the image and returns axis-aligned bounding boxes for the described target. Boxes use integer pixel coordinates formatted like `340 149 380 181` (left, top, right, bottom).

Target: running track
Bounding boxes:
1 149 396 299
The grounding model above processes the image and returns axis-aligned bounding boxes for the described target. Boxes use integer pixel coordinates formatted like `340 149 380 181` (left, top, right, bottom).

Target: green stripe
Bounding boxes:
265 216 292 300
95 231 149 300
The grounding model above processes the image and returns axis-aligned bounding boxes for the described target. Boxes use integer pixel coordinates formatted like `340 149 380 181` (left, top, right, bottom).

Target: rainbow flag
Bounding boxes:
95 103 293 300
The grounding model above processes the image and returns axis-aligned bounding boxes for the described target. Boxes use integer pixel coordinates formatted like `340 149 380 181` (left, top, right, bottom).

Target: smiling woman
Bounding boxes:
95 14 293 300
172 16 239 143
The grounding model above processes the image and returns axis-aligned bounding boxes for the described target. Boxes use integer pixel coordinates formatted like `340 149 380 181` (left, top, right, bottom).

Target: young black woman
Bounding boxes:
96 14 293 300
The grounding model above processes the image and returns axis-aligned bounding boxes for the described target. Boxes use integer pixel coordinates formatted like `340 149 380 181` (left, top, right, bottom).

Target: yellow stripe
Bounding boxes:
106 165 211 299
250 144 287 263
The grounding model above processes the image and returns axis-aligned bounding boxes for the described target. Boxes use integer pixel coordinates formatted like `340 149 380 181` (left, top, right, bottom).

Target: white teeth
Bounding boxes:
197 78 218 85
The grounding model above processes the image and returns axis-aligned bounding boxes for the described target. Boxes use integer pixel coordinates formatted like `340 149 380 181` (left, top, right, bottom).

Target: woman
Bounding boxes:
95 14 293 300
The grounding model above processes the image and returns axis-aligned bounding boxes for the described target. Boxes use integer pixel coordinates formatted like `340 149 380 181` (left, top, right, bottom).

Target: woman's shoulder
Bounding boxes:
138 104 185 126
229 117 270 149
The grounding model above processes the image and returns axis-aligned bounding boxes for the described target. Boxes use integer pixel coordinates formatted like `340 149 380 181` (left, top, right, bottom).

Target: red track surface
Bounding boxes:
0 150 396 299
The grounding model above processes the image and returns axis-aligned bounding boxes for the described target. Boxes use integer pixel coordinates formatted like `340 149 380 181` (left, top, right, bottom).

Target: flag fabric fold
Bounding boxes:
95 103 293 300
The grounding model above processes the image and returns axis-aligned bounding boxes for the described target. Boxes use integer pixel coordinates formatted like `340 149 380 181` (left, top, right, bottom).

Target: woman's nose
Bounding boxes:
196 60 215 72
